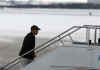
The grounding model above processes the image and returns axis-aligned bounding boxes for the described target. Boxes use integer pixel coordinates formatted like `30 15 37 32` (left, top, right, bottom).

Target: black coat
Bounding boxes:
19 32 35 60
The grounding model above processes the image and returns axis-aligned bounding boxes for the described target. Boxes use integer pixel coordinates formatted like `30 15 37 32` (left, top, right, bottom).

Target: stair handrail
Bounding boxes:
36 26 81 53
0 26 80 70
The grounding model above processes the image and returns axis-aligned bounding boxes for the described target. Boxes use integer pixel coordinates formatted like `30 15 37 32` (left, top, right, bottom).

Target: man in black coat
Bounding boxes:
19 25 40 66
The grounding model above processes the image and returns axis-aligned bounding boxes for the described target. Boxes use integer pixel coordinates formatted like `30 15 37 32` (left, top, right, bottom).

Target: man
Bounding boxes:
19 25 40 66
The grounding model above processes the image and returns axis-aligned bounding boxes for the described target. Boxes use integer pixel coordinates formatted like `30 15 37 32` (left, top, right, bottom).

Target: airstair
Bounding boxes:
0 25 100 70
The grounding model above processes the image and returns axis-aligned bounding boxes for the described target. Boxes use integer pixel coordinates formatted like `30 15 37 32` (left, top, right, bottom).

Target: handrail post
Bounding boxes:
86 27 91 45
94 28 97 47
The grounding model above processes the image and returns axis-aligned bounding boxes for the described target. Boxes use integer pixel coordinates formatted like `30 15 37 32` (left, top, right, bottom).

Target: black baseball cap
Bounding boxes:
31 25 40 31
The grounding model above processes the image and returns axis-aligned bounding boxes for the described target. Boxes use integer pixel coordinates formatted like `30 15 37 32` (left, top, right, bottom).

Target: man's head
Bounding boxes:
31 25 40 35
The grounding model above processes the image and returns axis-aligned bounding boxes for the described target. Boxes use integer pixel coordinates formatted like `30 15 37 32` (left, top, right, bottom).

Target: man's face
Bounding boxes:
32 30 39 35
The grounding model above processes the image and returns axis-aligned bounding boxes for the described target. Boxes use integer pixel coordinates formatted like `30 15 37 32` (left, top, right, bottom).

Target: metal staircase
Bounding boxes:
0 25 100 70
